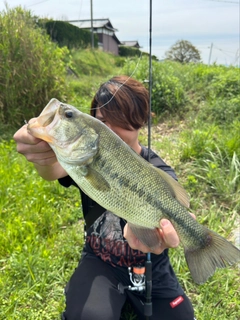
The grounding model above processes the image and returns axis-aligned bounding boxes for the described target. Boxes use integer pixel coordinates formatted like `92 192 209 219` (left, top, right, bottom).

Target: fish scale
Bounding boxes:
28 98 240 284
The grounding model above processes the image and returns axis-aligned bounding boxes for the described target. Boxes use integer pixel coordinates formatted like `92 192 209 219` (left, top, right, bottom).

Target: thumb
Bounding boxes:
160 219 180 248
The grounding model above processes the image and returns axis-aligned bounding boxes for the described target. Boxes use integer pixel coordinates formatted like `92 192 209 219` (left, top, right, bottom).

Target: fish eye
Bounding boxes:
65 110 73 118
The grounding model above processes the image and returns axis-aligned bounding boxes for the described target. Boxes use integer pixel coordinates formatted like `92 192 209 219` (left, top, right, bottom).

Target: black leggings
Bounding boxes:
62 254 195 320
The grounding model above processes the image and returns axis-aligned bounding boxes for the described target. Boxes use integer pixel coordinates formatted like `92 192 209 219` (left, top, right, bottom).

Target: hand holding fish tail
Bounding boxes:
124 219 180 254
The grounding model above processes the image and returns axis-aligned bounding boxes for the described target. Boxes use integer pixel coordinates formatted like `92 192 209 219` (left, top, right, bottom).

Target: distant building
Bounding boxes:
120 41 141 49
68 18 121 55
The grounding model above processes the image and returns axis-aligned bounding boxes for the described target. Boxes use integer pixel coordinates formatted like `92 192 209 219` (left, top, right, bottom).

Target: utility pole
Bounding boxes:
234 48 239 67
90 0 94 49
208 42 213 65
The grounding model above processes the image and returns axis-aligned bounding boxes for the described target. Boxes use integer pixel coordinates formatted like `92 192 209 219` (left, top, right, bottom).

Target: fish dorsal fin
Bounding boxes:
153 167 190 208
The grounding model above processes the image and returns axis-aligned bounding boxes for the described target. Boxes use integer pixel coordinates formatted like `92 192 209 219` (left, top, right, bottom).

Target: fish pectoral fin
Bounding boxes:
85 167 110 191
128 223 162 251
154 167 190 208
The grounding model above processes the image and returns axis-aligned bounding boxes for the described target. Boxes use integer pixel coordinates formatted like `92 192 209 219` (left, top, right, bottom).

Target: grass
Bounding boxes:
0 48 239 319
1 121 239 319
66 48 124 112
0 138 84 319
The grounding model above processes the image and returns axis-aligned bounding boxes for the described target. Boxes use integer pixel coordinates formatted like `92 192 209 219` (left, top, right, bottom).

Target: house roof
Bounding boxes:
112 34 121 45
68 18 118 32
121 41 141 48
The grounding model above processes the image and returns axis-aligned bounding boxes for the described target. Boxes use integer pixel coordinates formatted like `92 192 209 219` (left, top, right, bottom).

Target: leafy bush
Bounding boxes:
119 45 141 57
122 57 187 115
197 97 240 126
208 67 240 98
0 6 71 127
39 20 98 50
151 62 187 115
182 63 240 102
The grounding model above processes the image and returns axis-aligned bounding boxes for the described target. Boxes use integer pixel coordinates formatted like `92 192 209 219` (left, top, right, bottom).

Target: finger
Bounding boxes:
13 126 41 145
160 219 180 249
28 117 38 125
124 224 164 254
189 212 196 220
25 149 56 163
16 139 52 155
123 224 142 249
123 224 150 252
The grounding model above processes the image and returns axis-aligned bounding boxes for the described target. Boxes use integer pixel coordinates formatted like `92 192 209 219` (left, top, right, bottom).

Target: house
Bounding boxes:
68 18 121 55
120 41 141 49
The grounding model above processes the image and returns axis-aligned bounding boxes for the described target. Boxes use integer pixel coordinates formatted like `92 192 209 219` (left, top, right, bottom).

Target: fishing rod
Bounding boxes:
145 0 153 319
118 2 153 317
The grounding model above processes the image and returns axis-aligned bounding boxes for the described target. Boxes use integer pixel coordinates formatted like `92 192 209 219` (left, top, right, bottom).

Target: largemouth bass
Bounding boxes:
28 98 240 284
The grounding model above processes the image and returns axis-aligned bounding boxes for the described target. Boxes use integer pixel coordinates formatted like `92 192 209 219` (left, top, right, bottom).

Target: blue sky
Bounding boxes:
2 0 239 65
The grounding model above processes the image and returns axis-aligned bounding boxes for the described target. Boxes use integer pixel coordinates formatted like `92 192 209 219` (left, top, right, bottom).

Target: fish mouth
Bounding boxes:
28 98 99 165
27 99 61 143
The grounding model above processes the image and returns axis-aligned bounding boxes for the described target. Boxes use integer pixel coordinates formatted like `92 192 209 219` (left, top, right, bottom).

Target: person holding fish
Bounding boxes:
13 76 197 319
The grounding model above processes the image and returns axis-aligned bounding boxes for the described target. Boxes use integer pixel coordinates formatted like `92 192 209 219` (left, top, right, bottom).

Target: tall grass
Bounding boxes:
0 6 71 126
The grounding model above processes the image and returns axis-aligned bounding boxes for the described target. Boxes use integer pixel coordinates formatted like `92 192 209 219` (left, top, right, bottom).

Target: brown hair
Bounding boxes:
90 75 149 130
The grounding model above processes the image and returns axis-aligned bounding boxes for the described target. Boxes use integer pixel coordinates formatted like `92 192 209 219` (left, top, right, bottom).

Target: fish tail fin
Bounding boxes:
184 229 240 284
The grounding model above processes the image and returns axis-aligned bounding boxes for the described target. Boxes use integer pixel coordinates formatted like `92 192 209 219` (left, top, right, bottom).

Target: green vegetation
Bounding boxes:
39 19 98 50
118 45 142 57
0 6 72 127
66 48 124 111
0 6 239 320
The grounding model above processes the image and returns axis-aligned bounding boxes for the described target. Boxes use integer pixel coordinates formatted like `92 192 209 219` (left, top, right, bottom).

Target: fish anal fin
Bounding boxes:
128 223 162 251
184 228 240 284
154 167 190 208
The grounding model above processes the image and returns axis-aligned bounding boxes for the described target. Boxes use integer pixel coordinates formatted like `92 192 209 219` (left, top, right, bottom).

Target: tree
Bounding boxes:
165 40 201 63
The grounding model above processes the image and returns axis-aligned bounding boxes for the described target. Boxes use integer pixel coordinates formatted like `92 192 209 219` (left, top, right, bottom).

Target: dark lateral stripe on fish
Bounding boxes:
96 155 205 242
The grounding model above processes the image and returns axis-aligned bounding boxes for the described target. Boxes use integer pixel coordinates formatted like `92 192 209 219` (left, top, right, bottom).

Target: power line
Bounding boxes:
27 0 49 7
202 0 239 3
213 45 236 55
78 0 83 21
208 43 239 65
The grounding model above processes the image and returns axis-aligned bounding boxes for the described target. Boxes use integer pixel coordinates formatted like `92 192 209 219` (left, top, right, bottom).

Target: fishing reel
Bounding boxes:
128 265 146 291
118 264 146 293
118 262 152 318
